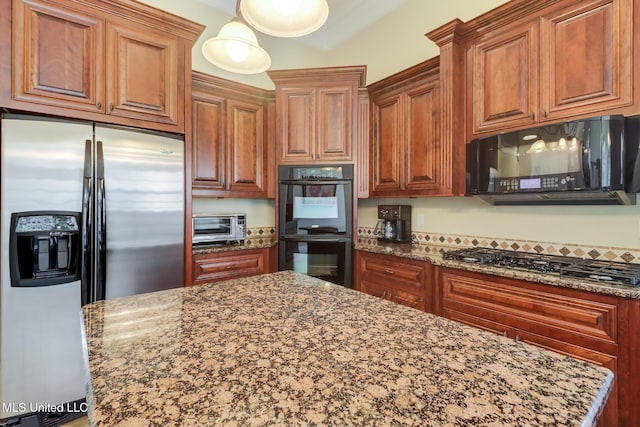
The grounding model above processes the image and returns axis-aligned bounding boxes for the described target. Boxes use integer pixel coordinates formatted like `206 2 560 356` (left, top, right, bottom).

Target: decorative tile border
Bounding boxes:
245 227 277 245
357 227 640 263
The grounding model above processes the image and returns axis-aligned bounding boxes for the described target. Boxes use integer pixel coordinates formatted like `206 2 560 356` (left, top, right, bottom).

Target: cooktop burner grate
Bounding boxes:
443 248 640 286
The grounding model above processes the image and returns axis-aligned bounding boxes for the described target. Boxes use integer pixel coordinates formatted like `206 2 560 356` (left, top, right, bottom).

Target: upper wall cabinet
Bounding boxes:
368 59 442 197
268 66 366 164
465 0 634 137
191 72 274 198
1 0 203 133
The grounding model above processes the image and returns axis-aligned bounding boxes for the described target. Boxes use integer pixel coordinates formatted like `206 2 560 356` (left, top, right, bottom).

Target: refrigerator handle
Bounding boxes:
95 141 107 301
81 139 93 306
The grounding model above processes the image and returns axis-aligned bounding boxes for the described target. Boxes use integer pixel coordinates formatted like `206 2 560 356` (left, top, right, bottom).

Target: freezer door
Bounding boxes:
0 116 89 416
96 125 185 299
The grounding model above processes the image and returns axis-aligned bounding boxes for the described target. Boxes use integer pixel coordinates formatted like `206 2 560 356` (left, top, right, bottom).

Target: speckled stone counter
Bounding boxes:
192 239 276 255
82 271 612 426
355 239 640 299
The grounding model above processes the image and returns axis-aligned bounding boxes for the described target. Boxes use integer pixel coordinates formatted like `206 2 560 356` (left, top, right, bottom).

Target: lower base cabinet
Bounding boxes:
354 250 432 312
438 267 636 427
191 247 273 286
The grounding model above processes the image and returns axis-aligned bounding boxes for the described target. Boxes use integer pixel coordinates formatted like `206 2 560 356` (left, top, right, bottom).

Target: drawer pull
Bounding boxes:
383 269 395 275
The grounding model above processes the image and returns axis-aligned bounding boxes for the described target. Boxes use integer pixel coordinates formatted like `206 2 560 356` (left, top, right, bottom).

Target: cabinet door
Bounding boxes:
441 270 618 351
192 92 225 192
278 87 315 162
470 22 539 134
404 81 440 192
371 93 403 194
192 249 266 285
226 98 266 196
106 20 180 127
356 251 431 312
540 0 632 120
316 86 353 161
12 0 105 112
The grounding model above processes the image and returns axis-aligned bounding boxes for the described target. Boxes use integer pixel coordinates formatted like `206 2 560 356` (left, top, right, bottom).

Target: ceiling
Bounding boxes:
196 0 412 51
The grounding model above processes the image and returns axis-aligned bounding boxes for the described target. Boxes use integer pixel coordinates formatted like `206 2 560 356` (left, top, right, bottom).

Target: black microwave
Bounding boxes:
466 115 640 205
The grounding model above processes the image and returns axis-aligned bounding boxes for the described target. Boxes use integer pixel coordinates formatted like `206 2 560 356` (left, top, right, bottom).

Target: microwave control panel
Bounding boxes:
495 173 584 192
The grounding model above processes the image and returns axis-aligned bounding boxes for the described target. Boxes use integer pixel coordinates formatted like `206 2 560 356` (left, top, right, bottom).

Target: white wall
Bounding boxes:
193 198 275 228
359 197 640 249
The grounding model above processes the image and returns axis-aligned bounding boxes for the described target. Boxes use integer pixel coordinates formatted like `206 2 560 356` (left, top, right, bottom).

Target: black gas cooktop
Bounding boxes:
442 247 640 286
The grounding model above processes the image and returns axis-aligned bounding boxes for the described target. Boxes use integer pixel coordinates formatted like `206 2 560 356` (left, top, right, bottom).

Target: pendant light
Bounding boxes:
240 0 329 38
201 2 271 74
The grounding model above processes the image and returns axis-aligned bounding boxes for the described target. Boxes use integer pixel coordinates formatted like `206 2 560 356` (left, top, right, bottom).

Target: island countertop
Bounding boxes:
82 271 612 426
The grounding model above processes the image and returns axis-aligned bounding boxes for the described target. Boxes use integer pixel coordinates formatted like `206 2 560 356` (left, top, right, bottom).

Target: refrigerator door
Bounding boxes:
0 116 89 416
95 125 185 299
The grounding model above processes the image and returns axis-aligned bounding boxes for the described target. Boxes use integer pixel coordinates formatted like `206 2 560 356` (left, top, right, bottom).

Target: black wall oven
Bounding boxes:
278 165 353 287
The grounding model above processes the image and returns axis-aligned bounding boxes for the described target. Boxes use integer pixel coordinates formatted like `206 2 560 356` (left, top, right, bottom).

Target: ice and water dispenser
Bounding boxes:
9 211 81 287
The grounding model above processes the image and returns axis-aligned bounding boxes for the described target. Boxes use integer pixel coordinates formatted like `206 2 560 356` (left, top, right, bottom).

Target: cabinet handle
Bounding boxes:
109 102 114 112
531 112 535 120
97 101 102 110
542 110 547 118
383 269 395 275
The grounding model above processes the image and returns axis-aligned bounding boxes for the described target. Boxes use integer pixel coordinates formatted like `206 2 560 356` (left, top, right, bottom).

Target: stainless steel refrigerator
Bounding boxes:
0 114 185 421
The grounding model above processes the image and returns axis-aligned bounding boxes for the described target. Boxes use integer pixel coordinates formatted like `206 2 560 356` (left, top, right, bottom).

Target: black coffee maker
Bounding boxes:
374 205 412 243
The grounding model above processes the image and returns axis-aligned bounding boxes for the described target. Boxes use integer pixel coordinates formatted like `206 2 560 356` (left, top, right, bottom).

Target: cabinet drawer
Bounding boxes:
441 271 617 347
192 250 266 285
360 254 426 291
361 280 426 311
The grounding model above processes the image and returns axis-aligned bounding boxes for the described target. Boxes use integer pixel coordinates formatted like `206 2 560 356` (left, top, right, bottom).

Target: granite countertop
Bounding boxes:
193 239 276 255
355 240 640 300
82 271 612 426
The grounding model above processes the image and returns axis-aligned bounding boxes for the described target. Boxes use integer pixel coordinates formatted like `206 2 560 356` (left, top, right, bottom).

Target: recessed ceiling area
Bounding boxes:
196 0 412 51
138 0 511 88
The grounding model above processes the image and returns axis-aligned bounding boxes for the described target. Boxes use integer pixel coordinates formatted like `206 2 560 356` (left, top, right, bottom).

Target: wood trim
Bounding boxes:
367 57 440 94
193 70 271 104
52 0 205 40
434 20 466 195
268 65 367 87
356 88 370 200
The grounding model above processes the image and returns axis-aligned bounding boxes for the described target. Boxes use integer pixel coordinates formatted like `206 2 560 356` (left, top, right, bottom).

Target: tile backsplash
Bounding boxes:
358 227 640 263
245 227 277 246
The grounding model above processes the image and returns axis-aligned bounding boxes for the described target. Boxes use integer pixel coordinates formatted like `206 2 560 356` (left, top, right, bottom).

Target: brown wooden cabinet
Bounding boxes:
368 58 442 197
3 0 203 133
354 250 432 312
191 248 272 286
466 0 633 136
437 266 637 427
268 66 366 163
191 71 273 198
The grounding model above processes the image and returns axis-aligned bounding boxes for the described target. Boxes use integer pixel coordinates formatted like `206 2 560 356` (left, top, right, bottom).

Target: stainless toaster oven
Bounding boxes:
192 214 246 245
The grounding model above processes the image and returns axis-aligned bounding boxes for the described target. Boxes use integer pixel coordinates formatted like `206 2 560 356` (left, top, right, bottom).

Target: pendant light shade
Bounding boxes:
240 0 329 37
201 18 271 74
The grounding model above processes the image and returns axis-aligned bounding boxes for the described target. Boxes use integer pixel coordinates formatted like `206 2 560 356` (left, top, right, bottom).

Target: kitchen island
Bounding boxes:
82 271 612 426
